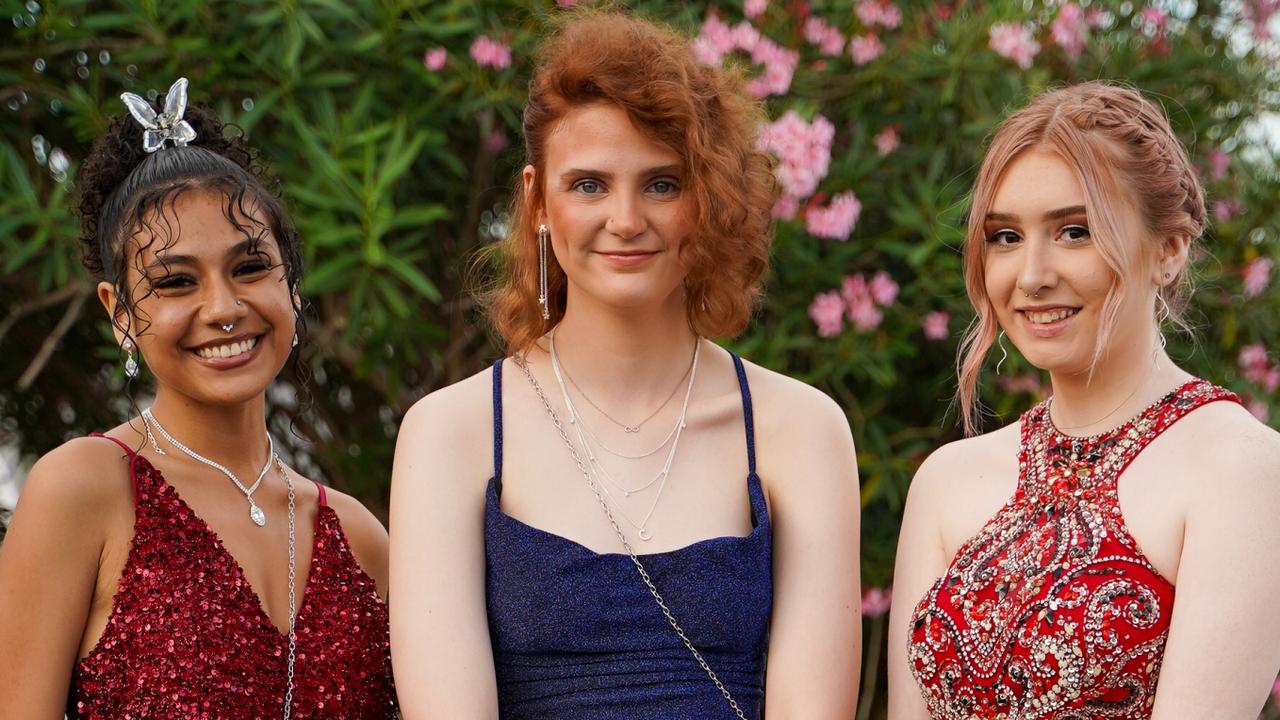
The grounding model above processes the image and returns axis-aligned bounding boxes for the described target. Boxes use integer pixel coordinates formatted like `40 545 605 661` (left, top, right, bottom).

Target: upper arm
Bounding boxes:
324 490 390 599
761 383 861 719
0 439 122 718
886 444 955 720
1150 428 1280 719
389 384 499 720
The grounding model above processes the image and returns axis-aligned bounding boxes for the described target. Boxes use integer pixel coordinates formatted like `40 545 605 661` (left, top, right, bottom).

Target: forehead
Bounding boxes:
543 103 682 173
990 149 1085 214
128 188 276 263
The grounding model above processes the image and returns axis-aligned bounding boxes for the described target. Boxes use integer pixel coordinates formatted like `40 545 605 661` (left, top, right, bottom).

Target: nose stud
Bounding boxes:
221 323 234 333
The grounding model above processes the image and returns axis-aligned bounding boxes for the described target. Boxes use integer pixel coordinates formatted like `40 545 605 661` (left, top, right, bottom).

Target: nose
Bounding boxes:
1016 238 1058 299
201 276 248 330
604 191 646 240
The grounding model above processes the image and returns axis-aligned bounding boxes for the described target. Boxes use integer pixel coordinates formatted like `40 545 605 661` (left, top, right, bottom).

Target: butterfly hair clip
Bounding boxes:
120 77 197 153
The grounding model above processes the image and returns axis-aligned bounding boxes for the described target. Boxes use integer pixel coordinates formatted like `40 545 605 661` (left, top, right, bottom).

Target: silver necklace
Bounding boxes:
560 342 695 433
514 355 747 720
1048 353 1159 433
141 407 274 526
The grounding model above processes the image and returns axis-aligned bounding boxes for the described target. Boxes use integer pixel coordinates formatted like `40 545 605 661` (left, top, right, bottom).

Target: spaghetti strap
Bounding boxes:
492 359 505 492
313 480 328 507
729 352 757 476
89 432 140 503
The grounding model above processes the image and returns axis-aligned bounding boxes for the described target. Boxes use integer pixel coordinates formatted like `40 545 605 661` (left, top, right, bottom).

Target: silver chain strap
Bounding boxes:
513 356 748 719
276 456 298 720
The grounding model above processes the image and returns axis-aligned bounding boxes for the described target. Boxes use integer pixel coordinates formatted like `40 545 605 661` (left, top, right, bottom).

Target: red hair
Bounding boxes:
482 9 776 354
957 81 1206 434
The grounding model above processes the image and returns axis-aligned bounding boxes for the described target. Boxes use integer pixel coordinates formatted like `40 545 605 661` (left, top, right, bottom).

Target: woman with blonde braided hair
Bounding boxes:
888 81 1280 718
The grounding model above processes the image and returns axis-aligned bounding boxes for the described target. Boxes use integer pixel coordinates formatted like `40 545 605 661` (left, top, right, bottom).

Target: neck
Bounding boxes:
147 390 273 480
1046 325 1191 435
546 290 698 412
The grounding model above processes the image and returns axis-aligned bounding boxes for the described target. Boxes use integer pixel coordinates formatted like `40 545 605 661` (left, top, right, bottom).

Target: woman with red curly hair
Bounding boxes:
391 9 860 719
888 82 1280 718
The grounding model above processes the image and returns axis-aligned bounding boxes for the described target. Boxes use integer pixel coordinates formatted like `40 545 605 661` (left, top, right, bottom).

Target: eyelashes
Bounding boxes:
984 225 1092 246
148 260 275 291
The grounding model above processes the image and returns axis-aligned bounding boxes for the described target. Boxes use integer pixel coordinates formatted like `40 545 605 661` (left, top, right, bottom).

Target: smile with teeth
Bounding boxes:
195 336 259 359
1024 308 1079 324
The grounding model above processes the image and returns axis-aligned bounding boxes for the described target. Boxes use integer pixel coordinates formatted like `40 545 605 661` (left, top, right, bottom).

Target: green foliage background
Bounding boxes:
2 0 1278 712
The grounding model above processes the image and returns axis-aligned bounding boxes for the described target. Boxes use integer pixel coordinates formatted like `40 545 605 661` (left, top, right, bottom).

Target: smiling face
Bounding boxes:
526 103 694 315
982 149 1159 375
99 189 297 407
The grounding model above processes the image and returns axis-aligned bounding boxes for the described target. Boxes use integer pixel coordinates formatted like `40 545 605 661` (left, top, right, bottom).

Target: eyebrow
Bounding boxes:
144 239 265 272
985 205 1088 223
559 164 683 182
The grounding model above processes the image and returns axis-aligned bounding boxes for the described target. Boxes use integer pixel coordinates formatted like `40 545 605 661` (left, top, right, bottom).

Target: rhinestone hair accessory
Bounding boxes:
120 77 197 153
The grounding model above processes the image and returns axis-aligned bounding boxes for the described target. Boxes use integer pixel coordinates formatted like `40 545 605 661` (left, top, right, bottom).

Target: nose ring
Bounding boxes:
221 323 234 333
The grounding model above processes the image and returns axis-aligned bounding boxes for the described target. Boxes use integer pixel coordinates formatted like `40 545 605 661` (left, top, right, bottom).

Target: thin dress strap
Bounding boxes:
492 359 505 491
729 352 757 476
89 432 141 504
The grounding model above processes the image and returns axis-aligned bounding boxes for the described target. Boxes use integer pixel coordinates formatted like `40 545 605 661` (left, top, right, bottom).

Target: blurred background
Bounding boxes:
1 0 1278 715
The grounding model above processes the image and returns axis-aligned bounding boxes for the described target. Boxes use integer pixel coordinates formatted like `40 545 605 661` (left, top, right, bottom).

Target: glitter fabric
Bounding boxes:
70 435 397 719
909 379 1239 719
485 355 772 719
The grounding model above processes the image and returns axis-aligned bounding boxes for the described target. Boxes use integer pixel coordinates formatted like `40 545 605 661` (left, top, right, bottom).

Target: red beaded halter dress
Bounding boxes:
908 379 1239 719
69 434 397 719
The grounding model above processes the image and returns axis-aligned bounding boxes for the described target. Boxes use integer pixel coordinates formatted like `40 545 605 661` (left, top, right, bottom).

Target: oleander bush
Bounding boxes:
2 0 1278 713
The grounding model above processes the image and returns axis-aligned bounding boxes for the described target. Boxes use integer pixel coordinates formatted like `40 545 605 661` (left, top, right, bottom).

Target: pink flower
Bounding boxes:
423 47 447 71
469 36 512 69
556 0 576 6
773 195 799 220
1239 343 1272 385
484 129 509 154
850 33 885 65
805 191 862 241
862 586 893 618
1139 6 1168 32
856 0 902 29
809 291 846 337
731 21 762 52
870 270 899 305
1244 257 1273 298
847 295 884 331
1248 398 1270 422
879 4 903 29
842 274 870 303
874 126 900 156
1243 0 1280 40
989 23 1040 69
922 311 951 340
1268 368 1280 393
745 35 799 97
1050 3 1090 60
1207 149 1230 181
757 111 835 202
804 17 846 56
1086 7 1107 26
745 0 768 18
1213 198 1244 222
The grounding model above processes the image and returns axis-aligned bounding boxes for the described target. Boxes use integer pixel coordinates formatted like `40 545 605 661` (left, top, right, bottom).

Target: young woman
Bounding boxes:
0 79 396 718
888 82 1280 718
391 11 861 719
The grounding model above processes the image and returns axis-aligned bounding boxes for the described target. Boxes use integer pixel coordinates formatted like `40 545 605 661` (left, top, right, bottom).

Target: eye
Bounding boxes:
572 179 604 195
1060 224 1091 244
986 229 1021 246
235 259 273 277
649 178 680 195
150 273 194 290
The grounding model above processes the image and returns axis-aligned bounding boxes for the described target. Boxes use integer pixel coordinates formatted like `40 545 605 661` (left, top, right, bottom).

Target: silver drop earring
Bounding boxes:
996 330 1010 375
292 332 299 348
122 338 139 378
537 224 550 321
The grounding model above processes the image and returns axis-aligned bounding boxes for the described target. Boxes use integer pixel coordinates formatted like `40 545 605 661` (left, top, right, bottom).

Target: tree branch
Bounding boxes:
17 286 91 390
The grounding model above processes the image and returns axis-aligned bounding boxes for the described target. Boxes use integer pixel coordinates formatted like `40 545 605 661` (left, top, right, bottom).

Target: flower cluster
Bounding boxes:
989 23 1040 69
850 33 886 65
809 271 901 336
694 15 799 97
1049 4 1104 60
804 16 846 56
862 586 893 618
874 126 900 156
806 191 863 240
1239 343 1280 392
469 36 512 69
757 110 835 218
1244 257 1273 298
922 310 951 341
856 0 903 29
423 47 447 71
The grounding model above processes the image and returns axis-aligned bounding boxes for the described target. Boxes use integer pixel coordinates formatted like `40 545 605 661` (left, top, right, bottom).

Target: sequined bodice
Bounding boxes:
908 379 1238 719
69 439 397 719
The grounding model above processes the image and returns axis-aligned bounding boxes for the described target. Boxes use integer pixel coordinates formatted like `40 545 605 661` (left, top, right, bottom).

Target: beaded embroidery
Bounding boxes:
908 379 1238 719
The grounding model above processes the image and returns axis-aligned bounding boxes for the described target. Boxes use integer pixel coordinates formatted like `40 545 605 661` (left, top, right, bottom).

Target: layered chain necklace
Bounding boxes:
140 408 299 719
548 329 700 540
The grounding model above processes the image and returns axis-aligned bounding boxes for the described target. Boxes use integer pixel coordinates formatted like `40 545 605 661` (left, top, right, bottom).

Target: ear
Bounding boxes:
1153 234 1191 287
97 280 129 345
521 164 546 228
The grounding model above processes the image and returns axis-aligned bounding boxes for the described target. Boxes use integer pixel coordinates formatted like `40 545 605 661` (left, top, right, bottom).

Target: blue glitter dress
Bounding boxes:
484 354 773 719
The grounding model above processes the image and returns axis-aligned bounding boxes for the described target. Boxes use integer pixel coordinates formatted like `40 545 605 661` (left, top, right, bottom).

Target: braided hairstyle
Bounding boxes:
77 90 309 412
956 81 1206 434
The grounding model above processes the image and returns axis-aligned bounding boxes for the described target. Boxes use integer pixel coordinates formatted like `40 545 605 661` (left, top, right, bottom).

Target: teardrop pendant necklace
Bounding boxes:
140 407 274 527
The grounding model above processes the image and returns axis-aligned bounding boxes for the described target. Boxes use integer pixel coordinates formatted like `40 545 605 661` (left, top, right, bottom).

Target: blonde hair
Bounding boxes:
957 81 1206 435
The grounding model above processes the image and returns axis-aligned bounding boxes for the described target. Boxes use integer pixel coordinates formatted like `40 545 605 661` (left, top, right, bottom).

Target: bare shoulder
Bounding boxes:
319 484 389 589
736 355 850 439
21 434 137 514
911 421 1020 507
399 363 495 443
1173 398 1280 500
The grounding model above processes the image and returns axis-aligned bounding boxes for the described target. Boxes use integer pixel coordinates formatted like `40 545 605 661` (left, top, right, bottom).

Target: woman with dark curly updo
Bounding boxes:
0 79 396 718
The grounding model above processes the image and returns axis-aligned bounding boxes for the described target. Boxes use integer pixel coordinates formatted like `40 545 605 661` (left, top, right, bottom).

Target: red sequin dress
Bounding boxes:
908 379 1238 719
69 435 397 719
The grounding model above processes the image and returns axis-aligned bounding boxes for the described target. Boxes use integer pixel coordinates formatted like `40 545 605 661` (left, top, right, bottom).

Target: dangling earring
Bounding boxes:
122 338 139 378
1155 293 1171 351
537 224 550 321
995 330 1009 375
292 332 299 348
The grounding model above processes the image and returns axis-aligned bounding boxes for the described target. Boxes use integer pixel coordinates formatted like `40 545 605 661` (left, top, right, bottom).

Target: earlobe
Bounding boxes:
96 281 128 345
521 164 546 227
1154 234 1191 286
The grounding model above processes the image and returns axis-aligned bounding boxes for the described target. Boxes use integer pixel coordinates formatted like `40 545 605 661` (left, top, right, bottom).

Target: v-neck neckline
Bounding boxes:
137 453 321 640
